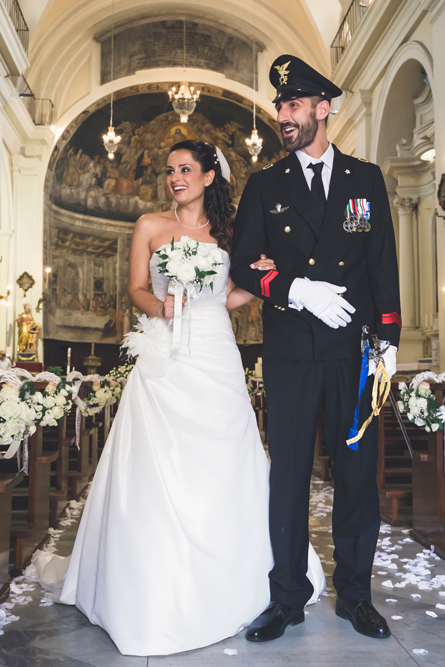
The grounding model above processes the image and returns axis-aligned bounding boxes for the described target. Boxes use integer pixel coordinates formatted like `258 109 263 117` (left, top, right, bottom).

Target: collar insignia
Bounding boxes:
345 169 351 174
275 61 291 86
285 168 291 173
270 203 289 214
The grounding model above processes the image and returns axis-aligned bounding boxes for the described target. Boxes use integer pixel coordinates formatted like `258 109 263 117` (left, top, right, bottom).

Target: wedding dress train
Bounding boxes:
32 244 326 656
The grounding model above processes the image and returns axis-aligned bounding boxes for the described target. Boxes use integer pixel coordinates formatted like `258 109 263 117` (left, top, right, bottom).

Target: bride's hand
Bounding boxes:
162 294 187 320
250 254 277 271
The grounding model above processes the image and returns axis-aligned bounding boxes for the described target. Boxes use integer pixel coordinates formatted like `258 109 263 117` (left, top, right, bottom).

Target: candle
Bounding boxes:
45 267 51 291
67 347 71 376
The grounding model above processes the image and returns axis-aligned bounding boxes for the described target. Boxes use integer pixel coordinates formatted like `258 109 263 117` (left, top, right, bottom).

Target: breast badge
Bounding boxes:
270 203 289 214
343 199 371 233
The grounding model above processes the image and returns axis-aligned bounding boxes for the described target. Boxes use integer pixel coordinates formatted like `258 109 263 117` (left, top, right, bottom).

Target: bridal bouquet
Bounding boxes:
155 236 222 295
398 381 445 433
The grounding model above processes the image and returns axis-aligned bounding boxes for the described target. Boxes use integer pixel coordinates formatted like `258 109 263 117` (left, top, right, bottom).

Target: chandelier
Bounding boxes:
245 10 262 162
102 1 121 159
168 19 200 123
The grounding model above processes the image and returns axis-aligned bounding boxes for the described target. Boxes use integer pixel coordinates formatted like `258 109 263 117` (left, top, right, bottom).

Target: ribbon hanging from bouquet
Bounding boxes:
169 279 195 358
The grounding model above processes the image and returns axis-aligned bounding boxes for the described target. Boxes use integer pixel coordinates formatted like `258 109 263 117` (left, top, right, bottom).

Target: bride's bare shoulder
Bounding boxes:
134 211 174 233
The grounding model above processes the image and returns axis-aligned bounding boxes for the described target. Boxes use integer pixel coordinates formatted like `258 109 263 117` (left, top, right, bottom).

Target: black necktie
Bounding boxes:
308 162 326 236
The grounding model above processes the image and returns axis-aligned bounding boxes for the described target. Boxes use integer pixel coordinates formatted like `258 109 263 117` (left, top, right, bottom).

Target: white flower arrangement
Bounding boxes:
79 378 122 417
109 363 134 380
37 379 75 428
398 381 445 433
155 236 222 294
0 382 37 446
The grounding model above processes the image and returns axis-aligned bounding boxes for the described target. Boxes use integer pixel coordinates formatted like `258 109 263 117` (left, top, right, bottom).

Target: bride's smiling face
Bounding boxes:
166 150 215 204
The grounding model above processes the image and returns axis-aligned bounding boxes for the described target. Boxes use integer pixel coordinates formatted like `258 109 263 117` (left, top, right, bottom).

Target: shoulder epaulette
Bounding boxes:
358 157 369 162
263 164 273 170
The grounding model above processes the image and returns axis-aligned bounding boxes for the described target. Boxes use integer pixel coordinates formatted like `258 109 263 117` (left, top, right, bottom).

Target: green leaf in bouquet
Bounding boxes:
170 236 175 251
19 381 35 400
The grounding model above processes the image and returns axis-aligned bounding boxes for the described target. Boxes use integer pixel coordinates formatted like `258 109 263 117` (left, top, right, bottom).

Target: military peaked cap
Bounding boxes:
270 54 342 104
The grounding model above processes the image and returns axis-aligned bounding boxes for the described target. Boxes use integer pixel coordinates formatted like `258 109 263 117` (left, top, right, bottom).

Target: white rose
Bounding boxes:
168 248 182 260
415 418 425 427
0 397 22 420
193 254 210 270
56 394 66 406
166 259 182 275
46 382 58 395
425 426 431 432
52 406 64 420
398 382 407 391
177 262 196 283
417 397 428 410
3 418 24 438
408 396 417 407
417 381 431 397
407 413 413 421
96 388 112 405
0 384 19 397
431 422 440 432
33 392 44 404
42 396 56 408
397 401 404 412
60 388 68 397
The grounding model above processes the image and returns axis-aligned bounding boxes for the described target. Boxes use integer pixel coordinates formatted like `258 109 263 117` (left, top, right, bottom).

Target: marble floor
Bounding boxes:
1 479 444 667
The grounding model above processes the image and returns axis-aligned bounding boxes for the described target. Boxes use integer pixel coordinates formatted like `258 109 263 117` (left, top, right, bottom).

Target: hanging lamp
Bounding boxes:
103 1 121 159
245 8 262 162
168 19 200 123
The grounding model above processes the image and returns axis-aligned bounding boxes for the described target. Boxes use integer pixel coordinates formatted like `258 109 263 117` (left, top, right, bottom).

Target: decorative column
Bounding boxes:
393 196 419 330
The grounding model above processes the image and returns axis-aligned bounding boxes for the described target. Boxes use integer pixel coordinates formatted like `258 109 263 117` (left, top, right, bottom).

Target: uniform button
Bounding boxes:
284 226 291 233
339 261 345 266
309 258 315 265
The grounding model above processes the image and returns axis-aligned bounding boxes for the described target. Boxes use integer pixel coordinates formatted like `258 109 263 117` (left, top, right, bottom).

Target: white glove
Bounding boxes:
368 345 397 379
288 278 356 329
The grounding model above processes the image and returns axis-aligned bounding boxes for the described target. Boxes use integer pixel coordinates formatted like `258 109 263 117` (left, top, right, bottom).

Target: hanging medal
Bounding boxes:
343 199 371 233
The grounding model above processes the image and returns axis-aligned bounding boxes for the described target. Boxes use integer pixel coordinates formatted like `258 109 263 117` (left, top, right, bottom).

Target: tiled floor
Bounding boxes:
1 479 444 667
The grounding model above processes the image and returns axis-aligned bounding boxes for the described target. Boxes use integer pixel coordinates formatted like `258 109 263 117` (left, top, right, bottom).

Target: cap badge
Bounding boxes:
275 61 291 86
270 203 289 214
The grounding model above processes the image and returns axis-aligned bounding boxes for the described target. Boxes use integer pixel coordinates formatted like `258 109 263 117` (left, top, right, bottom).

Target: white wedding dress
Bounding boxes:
32 243 325 656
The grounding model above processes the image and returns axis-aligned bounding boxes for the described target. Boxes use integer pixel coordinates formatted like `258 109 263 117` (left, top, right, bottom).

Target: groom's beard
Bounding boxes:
280 110 319 153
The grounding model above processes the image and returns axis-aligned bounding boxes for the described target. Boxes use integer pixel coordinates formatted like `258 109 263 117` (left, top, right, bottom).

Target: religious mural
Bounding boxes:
45 86 284 346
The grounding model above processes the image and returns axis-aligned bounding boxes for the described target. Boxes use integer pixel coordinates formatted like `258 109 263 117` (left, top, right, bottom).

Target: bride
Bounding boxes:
33 140 325 656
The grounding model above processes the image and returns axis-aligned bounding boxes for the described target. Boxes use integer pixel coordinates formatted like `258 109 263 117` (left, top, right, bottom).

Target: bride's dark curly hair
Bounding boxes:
169 140 235 253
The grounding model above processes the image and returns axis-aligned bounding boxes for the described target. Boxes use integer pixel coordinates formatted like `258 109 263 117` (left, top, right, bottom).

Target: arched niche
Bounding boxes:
43 84 282 351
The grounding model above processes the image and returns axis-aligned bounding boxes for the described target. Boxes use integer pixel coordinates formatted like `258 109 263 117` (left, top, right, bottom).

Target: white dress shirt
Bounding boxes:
288 142 334 310
295 141 334 199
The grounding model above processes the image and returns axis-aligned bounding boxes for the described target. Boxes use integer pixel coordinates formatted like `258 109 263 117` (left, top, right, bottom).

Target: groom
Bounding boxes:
230 55 401 641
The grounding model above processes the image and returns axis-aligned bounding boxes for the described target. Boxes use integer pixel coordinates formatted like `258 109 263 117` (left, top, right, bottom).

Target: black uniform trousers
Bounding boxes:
263 356 380 609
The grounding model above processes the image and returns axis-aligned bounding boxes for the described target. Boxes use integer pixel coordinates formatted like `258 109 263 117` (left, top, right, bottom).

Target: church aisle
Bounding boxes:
0 478 444 667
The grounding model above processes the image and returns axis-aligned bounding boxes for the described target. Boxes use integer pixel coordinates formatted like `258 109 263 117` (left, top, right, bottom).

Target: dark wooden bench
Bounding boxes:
0 473 24 599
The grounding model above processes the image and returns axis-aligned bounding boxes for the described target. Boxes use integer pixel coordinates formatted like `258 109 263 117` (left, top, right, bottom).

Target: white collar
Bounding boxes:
295 142 334 172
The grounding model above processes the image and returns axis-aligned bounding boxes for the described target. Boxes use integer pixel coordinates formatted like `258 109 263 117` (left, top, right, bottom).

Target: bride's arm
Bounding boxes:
226 255 276 312
128 217 165 318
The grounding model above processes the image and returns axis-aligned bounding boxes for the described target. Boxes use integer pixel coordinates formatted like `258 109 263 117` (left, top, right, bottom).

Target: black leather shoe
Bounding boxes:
336 598 391 638
246 601 304 642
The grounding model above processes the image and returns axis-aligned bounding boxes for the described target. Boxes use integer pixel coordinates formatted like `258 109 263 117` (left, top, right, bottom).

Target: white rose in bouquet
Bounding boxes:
46 382 58 395
417 381 431 397
398 382 408 391
193 254 210 270
56 394 67 406
60 388 68 397
33 392 44 404
167 259 182 275
397 401 404 412
52 405 64 420
0 383 20 397
0 396 23 420
168 248 183 260
43 396 56 408
177 263 195 283
417 397 428 410
432 423 440 432
415 418 425 427
96 387 112 405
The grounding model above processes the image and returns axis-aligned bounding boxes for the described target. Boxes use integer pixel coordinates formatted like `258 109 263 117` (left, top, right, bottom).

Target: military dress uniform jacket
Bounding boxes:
230 145 401 361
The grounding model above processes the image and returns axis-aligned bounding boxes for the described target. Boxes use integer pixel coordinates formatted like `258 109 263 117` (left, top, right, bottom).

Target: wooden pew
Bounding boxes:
0 473 24 599
66 383 98 498
9 425 58 570
377 383 429 525
410 382 445 558
43 416 76 527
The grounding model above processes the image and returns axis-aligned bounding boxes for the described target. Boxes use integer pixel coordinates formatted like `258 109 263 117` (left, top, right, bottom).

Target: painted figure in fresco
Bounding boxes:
16 303 42 354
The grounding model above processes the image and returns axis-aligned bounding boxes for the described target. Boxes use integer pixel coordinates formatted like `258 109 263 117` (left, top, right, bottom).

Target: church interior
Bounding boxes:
1 0 445 664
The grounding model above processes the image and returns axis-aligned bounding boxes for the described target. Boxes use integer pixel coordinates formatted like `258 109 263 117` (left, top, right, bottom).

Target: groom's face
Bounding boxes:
276 97 319 153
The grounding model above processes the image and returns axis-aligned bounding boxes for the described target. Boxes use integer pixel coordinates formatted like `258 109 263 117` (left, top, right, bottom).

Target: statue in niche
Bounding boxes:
16 303 42 362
